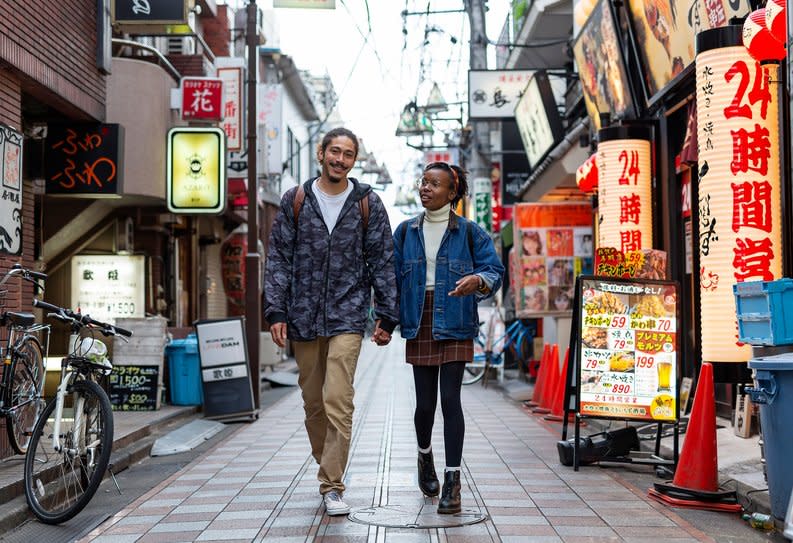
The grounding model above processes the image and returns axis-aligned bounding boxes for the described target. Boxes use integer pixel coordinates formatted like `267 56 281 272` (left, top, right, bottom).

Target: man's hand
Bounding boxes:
270 322 287 348
371 319 392 346
449 275 482 297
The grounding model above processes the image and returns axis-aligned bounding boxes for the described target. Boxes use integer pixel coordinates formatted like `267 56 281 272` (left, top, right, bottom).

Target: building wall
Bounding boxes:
106 58 178 200
0 0 106 120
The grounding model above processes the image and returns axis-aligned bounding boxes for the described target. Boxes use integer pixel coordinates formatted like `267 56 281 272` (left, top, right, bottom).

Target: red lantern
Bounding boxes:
576 154 598 193
743 9 786 62
765 0 787 45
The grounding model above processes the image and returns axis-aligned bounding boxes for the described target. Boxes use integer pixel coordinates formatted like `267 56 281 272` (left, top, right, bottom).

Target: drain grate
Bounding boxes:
349 504 487 528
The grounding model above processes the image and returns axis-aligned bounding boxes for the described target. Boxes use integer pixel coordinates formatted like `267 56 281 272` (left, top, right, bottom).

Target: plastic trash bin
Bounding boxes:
165 334 203 406
747 354 793 520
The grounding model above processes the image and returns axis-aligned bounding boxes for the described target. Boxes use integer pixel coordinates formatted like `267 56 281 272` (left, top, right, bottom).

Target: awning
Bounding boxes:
517 118 590 201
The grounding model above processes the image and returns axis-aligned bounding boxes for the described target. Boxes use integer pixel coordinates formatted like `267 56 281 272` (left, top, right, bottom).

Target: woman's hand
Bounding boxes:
372 320 392 345
448 275 483 297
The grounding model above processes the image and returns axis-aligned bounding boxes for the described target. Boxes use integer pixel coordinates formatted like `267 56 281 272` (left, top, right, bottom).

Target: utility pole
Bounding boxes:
245 0 261 408
464 0 490 184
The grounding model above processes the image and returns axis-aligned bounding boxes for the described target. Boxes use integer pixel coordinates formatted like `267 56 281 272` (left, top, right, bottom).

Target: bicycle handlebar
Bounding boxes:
33 299 133 337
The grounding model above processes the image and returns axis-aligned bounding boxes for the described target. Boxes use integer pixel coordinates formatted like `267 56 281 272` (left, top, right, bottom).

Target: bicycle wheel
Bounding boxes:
7 337 45 454
24 379 114 524
462 359 486 385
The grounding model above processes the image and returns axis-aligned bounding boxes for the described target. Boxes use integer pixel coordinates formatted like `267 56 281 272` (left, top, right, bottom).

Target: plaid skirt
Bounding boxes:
405 290 474 367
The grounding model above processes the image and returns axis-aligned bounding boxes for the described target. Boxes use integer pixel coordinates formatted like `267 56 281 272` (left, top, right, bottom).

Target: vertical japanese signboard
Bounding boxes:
0 124 22 255
473 177 492 233
166 127 226 214
181 78 224 122
514 71 563 169
513 203 593 316
596 125 654 253
695 26 782 363
217 66 243 151
70 255 146 324
578 276 679 421
45 124 123 196
257 84 283 175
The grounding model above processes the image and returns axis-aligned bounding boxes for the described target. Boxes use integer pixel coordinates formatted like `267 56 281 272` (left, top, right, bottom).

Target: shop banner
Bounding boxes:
70 254 146 324
0 124 22 255
45 124 123 196
181 77 223 122
217 64 244 152
578 276 679 421
513 203 593 316
626 0 750 105
468 70 534 119
473 177 492 233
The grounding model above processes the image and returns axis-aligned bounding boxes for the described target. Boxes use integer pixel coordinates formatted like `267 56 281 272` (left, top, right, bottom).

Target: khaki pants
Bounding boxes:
293 334 362 495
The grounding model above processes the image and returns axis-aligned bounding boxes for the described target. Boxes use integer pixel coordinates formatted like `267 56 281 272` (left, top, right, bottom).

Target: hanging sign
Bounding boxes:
217 64 244 151
112 0 187 24
695 26 783 363
578 276 679 421
166 127 226 214
181 77 224 122
473 177 492 233
515 71 563 169
468 70 534 119
0 124 23 255
45 124 123 196
596 125 653 253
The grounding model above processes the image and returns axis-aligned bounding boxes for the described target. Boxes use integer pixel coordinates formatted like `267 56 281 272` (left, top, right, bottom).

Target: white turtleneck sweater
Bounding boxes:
423 203 451 290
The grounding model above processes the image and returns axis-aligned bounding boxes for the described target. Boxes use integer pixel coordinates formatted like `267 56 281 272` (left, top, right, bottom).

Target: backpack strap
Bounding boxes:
293 183 369 233
292 184 306 226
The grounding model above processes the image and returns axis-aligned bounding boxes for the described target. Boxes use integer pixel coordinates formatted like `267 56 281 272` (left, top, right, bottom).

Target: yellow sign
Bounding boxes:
167 127 226 214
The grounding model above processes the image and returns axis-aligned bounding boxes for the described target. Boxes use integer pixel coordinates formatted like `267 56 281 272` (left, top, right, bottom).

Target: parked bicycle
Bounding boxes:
464 311 534 386
24 299 131 525
0 263 48 454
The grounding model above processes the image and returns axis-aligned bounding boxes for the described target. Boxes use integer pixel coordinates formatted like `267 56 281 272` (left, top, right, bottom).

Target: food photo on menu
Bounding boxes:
579 280 677 421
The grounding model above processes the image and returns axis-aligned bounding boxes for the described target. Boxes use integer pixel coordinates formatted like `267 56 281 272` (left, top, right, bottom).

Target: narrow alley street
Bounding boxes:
68 340 773 543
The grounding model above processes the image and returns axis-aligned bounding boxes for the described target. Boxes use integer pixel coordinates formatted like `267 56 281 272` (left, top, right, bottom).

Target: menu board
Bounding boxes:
109 365 159 411
514 203 593 315
578 276 678 421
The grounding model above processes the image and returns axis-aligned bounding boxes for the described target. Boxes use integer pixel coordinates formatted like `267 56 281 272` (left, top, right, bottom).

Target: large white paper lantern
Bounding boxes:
596 125 653 253
696 26 783 363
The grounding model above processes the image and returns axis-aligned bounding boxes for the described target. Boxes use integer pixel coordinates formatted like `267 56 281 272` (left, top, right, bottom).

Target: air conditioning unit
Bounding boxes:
117 217 135 252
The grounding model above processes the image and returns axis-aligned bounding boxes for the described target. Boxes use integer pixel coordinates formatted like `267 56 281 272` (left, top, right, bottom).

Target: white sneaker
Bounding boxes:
323 490 350 516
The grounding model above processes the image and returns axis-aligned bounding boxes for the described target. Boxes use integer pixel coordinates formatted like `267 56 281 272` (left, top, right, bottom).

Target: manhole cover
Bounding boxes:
349 504 487 528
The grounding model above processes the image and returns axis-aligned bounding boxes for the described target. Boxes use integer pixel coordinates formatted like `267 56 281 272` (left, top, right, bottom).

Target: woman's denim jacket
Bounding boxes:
393 211 504 340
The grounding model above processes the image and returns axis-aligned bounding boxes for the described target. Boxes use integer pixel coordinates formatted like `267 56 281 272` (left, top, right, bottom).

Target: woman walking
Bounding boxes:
393 162 504 514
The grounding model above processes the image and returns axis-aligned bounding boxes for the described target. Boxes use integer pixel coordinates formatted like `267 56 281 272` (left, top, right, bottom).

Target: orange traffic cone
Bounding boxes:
545 348 574 422
648 362 742 512
526 344 550 407
533 344 558 414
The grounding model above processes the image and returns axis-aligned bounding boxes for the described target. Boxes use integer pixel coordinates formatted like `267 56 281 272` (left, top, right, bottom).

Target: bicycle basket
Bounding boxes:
75 337 112 375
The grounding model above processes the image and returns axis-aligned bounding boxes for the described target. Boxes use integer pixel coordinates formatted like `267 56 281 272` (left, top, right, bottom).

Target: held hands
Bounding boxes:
371 319 392 346
270 322 287 348
448 274 482 297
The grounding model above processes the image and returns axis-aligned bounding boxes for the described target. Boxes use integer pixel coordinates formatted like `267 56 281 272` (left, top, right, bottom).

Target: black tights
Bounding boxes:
412 362 465 467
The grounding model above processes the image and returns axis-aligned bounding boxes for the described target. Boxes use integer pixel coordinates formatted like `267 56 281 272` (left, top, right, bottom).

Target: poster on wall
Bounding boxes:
577 276 679 422
572 0 636 131
626 0 750 105
513 203 593 316
0 124 23 255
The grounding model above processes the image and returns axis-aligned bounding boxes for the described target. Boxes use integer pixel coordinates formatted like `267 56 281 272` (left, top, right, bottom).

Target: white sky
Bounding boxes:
229 1 510 224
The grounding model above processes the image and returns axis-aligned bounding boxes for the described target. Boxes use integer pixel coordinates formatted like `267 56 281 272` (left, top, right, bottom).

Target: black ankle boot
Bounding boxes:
417 451 440 497
437 470 461 514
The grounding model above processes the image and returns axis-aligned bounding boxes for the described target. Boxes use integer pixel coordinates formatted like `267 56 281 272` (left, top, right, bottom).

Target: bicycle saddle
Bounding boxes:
6 311 35 328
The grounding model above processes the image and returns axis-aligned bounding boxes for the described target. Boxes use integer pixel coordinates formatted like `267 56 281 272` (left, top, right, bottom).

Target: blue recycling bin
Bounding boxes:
747 354 793 520
165 334 203 406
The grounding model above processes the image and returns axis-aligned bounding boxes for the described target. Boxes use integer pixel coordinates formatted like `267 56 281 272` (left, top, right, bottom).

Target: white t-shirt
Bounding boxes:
314 180 353 233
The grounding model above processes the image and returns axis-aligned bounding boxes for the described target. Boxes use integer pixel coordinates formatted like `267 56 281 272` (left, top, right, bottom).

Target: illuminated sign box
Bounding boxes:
71 254 146 324
181 77 224 122
112 0 188 24
166 127 227 214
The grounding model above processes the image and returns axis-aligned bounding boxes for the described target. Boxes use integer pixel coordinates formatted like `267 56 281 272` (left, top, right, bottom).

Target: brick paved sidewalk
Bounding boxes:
80 340 715 543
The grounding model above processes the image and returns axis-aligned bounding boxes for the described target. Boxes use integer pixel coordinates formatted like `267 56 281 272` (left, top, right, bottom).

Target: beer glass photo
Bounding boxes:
657 360 673 391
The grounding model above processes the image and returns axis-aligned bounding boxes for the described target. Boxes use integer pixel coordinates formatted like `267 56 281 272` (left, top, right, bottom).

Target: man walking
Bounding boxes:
264 127 398 515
